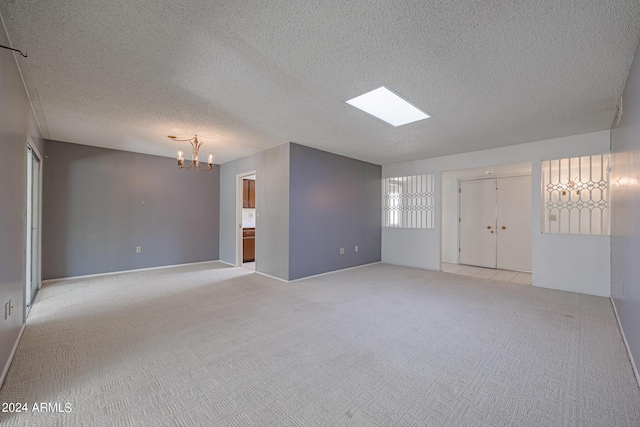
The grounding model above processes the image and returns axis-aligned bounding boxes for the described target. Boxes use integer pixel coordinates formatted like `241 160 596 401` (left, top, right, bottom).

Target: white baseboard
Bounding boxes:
42 260 223 285
255 271 289 283
217 260 237 267
254 262 382 283
41 260 382 286
610 297 640 388
532 282 611 298
289 262 381 283
1 323 25 388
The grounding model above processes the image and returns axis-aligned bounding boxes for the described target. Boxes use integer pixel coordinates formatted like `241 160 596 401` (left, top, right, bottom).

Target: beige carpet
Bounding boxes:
1 262 638 426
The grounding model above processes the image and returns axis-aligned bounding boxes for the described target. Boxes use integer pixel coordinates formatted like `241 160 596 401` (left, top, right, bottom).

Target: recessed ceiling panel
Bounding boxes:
346 86 430 127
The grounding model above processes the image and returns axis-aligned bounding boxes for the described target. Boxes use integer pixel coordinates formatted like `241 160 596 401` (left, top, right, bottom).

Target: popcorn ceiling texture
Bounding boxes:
1 1 639 165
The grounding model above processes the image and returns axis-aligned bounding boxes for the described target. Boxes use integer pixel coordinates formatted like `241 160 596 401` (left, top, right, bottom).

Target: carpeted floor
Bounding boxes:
1 262 638 426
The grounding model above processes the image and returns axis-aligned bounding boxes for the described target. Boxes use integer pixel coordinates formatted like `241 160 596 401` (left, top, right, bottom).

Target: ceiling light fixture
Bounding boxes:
562 177 584 195
346 86 430 127
168 135 213 172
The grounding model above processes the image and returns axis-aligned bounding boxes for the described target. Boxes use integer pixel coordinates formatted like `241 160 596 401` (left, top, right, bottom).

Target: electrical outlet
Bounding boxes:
136 246 142 253
355 246 358 252
340 248 345 255
549 214 557 221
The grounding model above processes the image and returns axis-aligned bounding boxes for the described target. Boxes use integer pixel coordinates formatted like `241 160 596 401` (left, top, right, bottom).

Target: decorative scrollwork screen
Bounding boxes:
542 154 609 235
383 174 435 229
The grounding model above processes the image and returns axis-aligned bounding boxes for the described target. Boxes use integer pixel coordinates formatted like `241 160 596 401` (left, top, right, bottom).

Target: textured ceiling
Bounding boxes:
1 1 639 165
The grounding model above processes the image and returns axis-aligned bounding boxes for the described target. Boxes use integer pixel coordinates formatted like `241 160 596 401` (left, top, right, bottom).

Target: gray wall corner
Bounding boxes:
288 143 381 280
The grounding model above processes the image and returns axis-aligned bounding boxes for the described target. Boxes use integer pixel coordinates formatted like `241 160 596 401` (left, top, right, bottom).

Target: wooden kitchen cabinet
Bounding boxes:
243 179 255 208
243 228 255 262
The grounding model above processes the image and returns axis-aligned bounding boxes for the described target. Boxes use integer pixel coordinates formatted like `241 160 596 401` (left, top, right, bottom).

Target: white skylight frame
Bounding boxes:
346 86 430 127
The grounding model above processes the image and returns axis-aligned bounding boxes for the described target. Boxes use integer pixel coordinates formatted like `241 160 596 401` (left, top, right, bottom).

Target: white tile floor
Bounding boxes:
441 262 532 285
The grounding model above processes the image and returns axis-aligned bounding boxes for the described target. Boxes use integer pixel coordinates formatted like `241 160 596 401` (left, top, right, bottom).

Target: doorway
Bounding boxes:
459 175 532 271
25 142 42 314
236 171 256 271
441 162 532 284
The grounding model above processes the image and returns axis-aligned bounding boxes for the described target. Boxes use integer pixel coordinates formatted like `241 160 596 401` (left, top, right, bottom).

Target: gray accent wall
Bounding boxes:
611 39 640 375
1 22 44 379
219 143 290 280
42 141 220 279
289 143 381 280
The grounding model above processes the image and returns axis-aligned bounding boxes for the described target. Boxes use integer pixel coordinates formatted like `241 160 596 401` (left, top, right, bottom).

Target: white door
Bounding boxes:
459 179 497 268
496 176 532 271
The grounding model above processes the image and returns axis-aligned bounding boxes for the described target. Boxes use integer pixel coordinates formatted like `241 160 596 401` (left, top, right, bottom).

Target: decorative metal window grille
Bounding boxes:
383 174 435 228
542 154 609 235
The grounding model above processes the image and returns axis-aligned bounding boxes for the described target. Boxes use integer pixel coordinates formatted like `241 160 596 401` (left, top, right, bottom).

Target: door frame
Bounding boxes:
25 138 43 317
235 170 256 267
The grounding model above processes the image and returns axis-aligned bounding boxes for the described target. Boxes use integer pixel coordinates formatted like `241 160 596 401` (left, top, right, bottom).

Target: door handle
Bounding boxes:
486 226 492 229
502 226 506 230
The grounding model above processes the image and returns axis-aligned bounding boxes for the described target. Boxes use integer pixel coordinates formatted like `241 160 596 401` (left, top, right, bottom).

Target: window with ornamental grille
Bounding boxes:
383 174 435 228
541 154 609 235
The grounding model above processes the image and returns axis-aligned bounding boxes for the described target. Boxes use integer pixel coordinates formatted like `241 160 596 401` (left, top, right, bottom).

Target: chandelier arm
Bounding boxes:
170 137 197 143
197 163 213 172
179 160 213 172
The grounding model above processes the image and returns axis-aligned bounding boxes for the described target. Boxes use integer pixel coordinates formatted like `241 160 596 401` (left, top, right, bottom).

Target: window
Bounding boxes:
383 174 435 228
541 154 609 235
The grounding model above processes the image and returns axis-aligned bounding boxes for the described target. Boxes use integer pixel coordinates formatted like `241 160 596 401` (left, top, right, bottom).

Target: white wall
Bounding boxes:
242 209 256 228
219 143 290 280
610 38 640 381
383 130 611 297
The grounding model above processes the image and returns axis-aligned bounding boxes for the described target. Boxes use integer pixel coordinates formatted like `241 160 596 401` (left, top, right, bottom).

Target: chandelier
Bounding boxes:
168 135 213 172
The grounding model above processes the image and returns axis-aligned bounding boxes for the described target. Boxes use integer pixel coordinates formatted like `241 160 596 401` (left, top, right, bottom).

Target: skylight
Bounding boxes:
346 86 430 127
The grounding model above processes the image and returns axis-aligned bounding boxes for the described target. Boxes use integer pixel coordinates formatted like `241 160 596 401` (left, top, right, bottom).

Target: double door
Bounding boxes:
459 176 531 271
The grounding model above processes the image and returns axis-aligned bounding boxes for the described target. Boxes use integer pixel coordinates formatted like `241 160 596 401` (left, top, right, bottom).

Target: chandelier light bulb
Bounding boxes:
169 135 214 172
